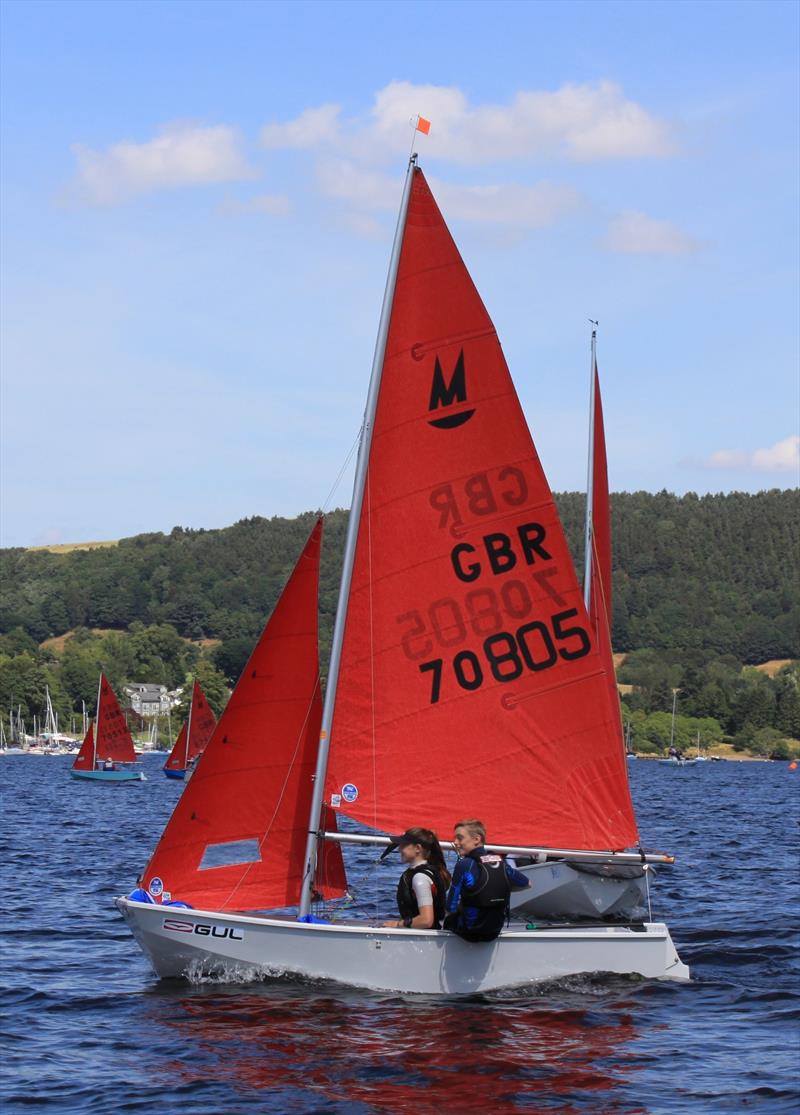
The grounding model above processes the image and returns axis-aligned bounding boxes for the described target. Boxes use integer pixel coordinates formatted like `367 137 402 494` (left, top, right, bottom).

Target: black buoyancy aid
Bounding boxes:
397 863 446 928
461 849 511 912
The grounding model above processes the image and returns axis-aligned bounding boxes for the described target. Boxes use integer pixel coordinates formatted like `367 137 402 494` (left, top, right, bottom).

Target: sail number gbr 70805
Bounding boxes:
419 608 590 704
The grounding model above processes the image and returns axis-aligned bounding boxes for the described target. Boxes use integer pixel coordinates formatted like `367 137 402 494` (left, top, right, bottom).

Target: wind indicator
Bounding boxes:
408 114 431 156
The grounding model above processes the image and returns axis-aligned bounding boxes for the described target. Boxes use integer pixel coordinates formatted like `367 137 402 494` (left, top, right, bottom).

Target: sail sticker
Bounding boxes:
427 351 475 429
148 877 164 897
330 794 342 808
341 783 359 803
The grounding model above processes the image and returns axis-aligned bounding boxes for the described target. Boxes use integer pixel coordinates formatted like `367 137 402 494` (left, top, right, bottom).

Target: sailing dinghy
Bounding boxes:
71 674 144 782
163 680 216 780
117 157 688 992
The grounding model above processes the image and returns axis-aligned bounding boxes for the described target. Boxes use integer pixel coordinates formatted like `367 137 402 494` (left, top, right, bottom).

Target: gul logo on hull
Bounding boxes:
163 918 244 941
427 351 475 429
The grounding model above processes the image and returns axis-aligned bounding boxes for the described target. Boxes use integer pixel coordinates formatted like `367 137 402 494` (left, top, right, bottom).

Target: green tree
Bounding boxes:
177 660 229 720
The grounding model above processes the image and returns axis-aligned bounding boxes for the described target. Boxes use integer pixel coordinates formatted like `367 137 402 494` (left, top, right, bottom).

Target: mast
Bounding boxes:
583 323 598 610
298 153 418 919
94 673 102 767
669 689 677 751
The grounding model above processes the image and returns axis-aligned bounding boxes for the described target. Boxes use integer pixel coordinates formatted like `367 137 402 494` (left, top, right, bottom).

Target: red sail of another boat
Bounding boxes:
164 681 217 772
73 674 137 770
589 362 613 638
141 519 347 910
324 167 638 851
587 361 627 746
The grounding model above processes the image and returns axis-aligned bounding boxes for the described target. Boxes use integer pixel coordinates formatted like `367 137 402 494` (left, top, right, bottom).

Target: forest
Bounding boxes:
1 490 797 753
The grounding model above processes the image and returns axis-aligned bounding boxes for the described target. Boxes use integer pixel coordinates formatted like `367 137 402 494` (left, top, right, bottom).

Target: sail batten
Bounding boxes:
323 167 637 851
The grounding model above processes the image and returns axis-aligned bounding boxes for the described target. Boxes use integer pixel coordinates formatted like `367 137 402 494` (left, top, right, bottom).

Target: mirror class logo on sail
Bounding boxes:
401 346 593 706
427 350 474 429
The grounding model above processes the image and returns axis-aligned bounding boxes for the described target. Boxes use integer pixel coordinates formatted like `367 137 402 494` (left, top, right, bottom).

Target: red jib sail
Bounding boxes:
324 167 638 850
164 681 217 771
141 519 347 910
72 722 95 771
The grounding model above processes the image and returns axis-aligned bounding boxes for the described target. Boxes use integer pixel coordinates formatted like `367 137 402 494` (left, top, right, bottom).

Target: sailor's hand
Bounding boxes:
382 920 402 928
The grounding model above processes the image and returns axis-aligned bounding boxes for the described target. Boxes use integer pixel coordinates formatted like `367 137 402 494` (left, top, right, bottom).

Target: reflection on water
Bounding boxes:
148 982 646 1113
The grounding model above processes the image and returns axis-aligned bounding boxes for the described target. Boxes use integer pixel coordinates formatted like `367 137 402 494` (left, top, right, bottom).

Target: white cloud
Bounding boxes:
221 192 290 216
432 178 582 227
602 210 702 255
71 124 255 205
316 158 581 232
261 104 342 150
706 436 800 473
261 79 674 164
316 159 397 208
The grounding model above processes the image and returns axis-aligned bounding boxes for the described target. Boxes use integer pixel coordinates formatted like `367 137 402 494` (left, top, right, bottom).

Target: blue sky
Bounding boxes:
1 0 797 547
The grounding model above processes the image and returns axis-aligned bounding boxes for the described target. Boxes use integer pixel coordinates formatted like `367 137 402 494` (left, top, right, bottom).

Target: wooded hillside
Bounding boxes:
2 490 797 661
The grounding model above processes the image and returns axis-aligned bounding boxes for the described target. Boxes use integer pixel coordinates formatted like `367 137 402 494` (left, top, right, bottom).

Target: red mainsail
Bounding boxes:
589 363 613 636
588 363 629 756
164 681 217 771
141 519 347 910
324 168 638 850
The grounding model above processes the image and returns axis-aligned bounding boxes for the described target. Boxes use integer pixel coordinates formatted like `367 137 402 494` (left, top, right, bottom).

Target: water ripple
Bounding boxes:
1 754 798 1113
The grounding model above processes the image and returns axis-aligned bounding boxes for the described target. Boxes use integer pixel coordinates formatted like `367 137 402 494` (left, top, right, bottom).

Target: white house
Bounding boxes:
124 683 172 717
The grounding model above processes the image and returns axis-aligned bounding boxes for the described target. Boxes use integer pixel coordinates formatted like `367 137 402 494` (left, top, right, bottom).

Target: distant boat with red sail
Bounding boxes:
117 154 688 992
163 681 216 780
71 674 144 782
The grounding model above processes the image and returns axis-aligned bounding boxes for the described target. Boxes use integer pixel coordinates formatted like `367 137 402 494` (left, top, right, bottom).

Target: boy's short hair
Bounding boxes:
454 818 486 842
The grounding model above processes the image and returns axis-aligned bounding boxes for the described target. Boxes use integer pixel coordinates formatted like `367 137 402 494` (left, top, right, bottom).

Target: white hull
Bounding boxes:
511 860 648 922
116 897 689 995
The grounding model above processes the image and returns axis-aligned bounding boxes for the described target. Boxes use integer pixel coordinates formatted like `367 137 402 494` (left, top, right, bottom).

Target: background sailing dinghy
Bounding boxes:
71 674 144 782
163 681 216 780
117 156 688 993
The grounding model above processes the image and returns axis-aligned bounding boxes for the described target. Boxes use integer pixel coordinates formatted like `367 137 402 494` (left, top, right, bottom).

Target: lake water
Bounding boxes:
1 754 797 1113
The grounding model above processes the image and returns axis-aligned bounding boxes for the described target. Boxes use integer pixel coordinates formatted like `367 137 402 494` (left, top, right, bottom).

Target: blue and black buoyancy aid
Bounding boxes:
463 849 511 910
396 863 446 928
453 849 511 942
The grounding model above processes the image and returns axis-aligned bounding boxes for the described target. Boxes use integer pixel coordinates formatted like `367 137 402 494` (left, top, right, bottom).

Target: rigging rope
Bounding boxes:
320 427 362 514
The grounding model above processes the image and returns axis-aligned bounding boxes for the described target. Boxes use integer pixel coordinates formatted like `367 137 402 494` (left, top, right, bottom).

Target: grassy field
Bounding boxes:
28 540 118 554
40 628 121 653
752 659 794 677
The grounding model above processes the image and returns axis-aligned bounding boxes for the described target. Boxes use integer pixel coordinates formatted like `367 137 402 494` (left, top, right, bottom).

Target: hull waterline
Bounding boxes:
163 768 186 780
116 897 689 995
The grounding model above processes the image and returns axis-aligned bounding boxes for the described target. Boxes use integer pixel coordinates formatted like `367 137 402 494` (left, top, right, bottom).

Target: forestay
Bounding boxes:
141 520 346 910
324 168 638 851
